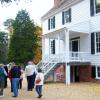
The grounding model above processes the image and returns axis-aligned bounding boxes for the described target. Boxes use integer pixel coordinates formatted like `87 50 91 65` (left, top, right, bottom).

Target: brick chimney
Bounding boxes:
54 0 65 7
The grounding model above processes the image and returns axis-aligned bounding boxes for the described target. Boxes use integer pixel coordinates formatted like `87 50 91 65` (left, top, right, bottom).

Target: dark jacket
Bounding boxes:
11 66 21 78
0 67 5 81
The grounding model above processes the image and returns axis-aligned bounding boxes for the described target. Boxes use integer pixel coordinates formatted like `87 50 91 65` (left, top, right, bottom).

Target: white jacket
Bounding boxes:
35 73 44 85
25 64 37 76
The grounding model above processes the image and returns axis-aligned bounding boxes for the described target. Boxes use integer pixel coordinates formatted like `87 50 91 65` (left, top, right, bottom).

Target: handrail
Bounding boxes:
69 51 90 62
36 51 91 78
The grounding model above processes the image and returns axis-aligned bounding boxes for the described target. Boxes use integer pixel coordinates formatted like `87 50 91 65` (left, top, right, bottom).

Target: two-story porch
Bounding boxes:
41 26 92 84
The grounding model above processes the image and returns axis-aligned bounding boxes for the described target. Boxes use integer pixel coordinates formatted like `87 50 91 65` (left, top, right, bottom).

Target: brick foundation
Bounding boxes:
79 65 92 82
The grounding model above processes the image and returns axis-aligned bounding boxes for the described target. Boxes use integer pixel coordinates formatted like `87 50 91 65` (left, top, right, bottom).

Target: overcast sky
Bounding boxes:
0 0 53 31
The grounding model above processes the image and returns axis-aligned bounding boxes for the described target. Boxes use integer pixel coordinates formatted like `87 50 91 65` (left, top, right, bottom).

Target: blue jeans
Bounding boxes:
0 80 5 95
12 78 19 96
36 85 42 96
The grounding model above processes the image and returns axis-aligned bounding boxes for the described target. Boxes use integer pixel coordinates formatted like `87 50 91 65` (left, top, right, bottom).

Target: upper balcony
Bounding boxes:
43 51 91 64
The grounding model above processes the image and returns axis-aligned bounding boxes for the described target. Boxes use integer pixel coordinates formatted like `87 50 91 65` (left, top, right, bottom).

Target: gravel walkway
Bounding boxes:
1 77 100 100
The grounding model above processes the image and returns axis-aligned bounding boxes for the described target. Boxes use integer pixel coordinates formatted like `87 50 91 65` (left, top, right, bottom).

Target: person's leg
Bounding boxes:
39 85 42 96
30 75 34 90
12 78 19 97
0 80 5 96
19 79 23 89
27 76 32 91
18 79 21 89
11 80 13 92
32 73 36 88
38 85 42 98
35 85 40 96
4 77 7 88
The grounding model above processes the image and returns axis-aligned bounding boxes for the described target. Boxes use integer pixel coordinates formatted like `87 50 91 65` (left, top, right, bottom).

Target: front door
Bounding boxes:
71 39 80 52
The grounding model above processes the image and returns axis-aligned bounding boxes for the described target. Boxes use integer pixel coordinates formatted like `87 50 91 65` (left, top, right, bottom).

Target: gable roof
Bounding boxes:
41 0 83 21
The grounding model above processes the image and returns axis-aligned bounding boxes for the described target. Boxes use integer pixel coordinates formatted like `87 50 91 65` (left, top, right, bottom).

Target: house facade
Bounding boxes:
40 0 100 84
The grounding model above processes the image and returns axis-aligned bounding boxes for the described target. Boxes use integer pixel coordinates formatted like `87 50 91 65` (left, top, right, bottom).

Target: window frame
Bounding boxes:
94 0 100 14
48 16 55 30
63 9 70 24
96 66 100 79
95 32 100 54
64 10 70 23
50 39 55 55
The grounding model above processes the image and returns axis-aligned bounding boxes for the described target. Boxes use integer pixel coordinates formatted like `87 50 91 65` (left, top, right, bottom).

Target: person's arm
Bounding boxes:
3 68 7 76
25 67 28 77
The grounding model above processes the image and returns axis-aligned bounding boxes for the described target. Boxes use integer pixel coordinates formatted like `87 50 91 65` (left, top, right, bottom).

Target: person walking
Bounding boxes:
35 69 44 98
25 61 37 91
8 67 13 92
11 63 21 97
18 65 24 89
4 65 8 88
0 64 7 97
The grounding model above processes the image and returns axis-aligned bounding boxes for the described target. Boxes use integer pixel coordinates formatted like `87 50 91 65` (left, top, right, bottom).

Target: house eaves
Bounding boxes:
41 0 83 21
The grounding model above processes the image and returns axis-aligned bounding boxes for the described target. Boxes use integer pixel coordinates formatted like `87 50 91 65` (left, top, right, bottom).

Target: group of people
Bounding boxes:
0 61 44 99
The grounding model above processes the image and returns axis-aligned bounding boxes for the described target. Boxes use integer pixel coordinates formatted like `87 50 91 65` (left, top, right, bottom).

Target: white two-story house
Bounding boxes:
39 0 100 84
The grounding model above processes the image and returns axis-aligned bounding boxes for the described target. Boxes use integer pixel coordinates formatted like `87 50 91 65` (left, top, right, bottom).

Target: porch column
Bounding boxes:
49 37 50 58
66 64 70 85
64 29 70 84
58 34 60 60
42 36 45 60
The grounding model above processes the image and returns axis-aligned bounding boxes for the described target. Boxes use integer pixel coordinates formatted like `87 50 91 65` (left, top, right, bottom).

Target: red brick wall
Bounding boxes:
79 65 92 82
79 65 100 83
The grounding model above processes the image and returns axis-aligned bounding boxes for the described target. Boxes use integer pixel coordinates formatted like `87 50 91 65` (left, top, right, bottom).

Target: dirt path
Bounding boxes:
1 76 100 100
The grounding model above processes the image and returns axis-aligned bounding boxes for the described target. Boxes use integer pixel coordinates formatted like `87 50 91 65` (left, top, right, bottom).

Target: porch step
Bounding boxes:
44 63 61 82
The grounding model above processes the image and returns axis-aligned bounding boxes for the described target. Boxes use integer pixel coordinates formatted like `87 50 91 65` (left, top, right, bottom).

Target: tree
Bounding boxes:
0 32 8 63
34 26 42 64
0 0 32 4
8 10 38 65
4 18 14 36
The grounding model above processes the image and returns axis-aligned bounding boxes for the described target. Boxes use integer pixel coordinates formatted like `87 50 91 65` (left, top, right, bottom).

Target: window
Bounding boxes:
64 11 70 23
62 8 71 25
95 32 100 53
48 16 55 30
95 0 100 13
51 40 55 54
96 66 100 79
90 0 100 16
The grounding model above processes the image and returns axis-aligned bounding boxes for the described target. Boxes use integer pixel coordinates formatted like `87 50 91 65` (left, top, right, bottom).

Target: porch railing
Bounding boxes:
69 52 90 62
43 52 91 63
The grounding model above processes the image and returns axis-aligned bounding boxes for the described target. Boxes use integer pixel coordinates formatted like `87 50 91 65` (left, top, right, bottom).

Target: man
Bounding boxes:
0 64 7 97
4 65 8 88
11 63 21 97
25 61 37 91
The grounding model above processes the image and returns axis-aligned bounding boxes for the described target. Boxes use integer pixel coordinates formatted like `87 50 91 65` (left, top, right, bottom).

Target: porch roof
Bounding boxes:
43 27 66 39
68 20 91 33
43 23 90 39
67 61 91 66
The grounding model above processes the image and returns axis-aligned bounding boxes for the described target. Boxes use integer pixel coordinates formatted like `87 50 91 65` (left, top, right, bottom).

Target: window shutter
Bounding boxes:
53 40 55 54
90 0 95 16
53 16 55 28
62 12 65 25
48 19 50 30
92 66 96 78
69 8 71 22
91 33 95 54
